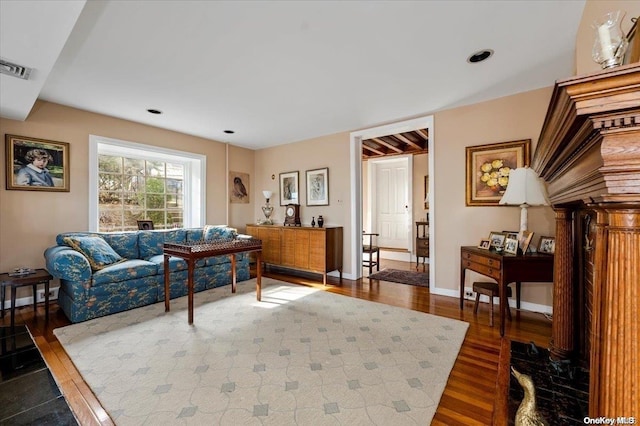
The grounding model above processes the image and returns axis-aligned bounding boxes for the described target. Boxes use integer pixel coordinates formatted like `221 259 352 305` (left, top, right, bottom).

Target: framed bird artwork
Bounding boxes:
229 171 250 203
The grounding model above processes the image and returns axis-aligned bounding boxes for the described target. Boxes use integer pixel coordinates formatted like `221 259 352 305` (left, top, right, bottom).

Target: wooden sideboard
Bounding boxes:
245 224 343 284
532 63 640 418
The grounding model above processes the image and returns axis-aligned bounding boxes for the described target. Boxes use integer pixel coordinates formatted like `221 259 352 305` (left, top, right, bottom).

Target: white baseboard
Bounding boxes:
430 287 552 315
1 287 59 311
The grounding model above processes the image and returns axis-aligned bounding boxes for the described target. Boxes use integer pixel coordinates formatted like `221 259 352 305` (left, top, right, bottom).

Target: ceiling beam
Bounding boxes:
415 128 429 141
362 143 385 156
393 133 423 150
372 137 403 153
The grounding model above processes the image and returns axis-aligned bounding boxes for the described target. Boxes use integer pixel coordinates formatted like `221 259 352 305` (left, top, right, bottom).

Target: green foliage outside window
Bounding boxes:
98 155 184 231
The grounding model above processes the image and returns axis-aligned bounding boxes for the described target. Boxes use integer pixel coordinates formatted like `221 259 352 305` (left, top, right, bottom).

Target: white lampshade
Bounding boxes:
262 190 273 199
499 167 549 233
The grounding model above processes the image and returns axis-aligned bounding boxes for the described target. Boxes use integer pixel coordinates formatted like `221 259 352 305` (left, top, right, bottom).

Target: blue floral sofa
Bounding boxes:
44 226 250 323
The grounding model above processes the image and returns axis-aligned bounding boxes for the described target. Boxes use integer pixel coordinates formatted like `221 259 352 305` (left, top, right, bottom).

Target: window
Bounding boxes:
89 136 206 232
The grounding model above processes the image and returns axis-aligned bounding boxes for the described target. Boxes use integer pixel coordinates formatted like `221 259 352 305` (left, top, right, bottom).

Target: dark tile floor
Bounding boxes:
508 340 589 425
0 325 77 425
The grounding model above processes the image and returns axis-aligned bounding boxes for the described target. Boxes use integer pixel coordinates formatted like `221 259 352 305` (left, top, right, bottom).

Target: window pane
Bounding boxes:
99 173 123 191
146 194 164 209
99 209 123 232
166 194 183 208
99 191 122 206
166 163 183 179
146 177 165 194
124 158 145 175
124 175 144 192
98 155 122 173
146 161 164 177
123 192 141 207
148 211 165 227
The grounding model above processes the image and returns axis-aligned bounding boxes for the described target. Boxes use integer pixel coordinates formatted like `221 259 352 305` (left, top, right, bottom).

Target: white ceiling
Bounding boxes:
1 1 586 150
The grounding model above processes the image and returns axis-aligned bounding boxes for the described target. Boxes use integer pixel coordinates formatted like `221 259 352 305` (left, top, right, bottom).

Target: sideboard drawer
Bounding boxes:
461 259 501 280
461 250 501 269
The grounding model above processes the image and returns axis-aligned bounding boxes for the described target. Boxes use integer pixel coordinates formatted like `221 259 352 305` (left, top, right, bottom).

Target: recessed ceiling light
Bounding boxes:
467 49 494 64
147 109 162 115
223 130 235 134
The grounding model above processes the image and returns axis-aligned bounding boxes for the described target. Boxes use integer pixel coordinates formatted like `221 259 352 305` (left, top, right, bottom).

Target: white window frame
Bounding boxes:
89 135 206 231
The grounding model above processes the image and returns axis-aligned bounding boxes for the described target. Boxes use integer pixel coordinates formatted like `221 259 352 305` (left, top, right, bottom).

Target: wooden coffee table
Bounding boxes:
0 268 53 328
163 238 263 325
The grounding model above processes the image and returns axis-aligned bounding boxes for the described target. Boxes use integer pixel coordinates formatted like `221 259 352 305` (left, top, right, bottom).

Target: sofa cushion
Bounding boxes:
92 259 158 286
138 229 187 259
203 225 237 241
63 236 125 271
100 232 139 259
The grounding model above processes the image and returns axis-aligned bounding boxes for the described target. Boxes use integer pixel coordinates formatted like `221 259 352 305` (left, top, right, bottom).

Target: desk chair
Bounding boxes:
473 281 513 327
363 232 380 276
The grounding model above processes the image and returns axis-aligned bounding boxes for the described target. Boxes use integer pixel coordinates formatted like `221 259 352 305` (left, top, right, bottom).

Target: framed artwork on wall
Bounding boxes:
465 139 531 206
306 167 329 206
229 171 250 203
5 134 70 192
279 171 299 205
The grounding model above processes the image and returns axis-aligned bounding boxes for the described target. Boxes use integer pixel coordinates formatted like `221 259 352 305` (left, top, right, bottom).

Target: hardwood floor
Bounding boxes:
2 259 551 425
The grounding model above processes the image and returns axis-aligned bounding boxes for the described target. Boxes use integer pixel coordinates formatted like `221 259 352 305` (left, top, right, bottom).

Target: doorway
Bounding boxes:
366 156 411 251
350 115 435 287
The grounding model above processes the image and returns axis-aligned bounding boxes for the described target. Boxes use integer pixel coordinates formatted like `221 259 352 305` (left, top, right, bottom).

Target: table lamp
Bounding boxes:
499 166 549 233
261 190 274 225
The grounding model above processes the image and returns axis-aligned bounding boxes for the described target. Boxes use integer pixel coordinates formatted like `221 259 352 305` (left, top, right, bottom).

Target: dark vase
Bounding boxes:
317 215 324 228
311 217 316 227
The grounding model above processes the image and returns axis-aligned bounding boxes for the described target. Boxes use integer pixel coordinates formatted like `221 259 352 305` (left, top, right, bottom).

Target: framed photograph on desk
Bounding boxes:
488 231 506 249
504 236 519 254
538 236 555 254
519 231 534 253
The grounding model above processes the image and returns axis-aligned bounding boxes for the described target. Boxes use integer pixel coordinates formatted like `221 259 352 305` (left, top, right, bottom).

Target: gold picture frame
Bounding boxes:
5 134 70 192
465 139 530 206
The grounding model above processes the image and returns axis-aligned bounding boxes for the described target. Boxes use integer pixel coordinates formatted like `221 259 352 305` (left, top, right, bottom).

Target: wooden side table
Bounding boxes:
0 269 53 328
415 221 429 270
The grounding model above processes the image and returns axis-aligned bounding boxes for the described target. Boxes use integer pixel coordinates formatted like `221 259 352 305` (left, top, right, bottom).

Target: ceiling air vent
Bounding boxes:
0 58 32 80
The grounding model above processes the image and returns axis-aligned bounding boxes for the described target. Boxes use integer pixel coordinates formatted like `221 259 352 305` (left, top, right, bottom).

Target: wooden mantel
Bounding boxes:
532 63 639 418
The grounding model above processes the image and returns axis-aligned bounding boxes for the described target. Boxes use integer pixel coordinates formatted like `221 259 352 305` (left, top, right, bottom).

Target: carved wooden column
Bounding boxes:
531 64 640 417
590 207 640 418
588 209 608 414
550 207 575 360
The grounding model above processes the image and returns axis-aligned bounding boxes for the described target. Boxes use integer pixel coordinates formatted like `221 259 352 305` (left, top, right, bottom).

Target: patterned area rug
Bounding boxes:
54 278 467 425
367 268 429 287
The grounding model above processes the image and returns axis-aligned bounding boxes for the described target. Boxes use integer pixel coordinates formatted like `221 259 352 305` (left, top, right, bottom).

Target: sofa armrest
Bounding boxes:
44 246 92 282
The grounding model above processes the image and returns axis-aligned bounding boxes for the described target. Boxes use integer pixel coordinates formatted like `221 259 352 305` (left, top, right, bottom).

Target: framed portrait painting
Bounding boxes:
5 134 70 192
306 167 329 206
465 139 530 206
279 171 299 205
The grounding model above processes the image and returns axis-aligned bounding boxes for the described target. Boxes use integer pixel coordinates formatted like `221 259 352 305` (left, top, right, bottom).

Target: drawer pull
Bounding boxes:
488 268 493 274
466 253 471 259
488 259 493 266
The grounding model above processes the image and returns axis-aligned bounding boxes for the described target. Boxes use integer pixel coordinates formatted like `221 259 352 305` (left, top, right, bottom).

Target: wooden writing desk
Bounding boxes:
460 246 553 336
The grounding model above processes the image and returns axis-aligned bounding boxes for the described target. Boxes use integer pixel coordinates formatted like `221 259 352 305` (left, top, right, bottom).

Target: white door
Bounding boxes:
372 157 410 249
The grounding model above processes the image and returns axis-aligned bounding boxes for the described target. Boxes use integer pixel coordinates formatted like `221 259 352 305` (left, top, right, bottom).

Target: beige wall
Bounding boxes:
0 101 252 290
252 87 555 305
254 133 352 275
227 144 255 233
576 1 640 75
433 87 555 305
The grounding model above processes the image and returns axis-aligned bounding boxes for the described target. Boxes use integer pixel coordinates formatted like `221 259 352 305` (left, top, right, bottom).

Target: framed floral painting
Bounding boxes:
465 139 531 206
